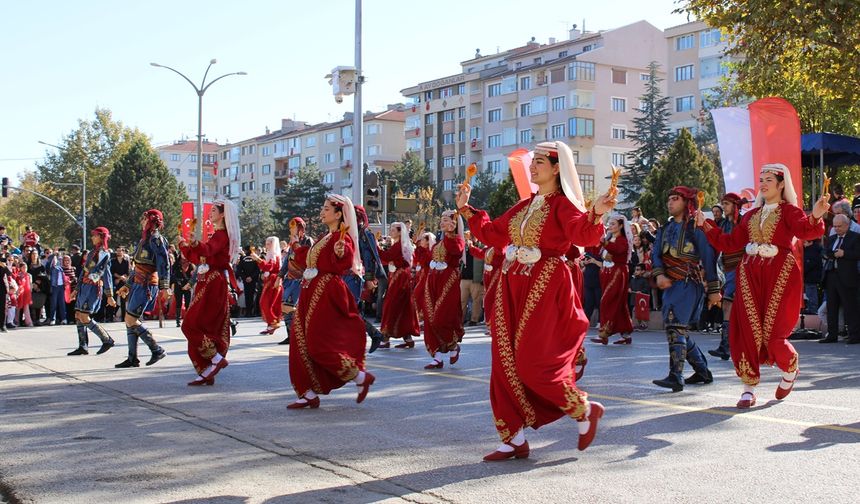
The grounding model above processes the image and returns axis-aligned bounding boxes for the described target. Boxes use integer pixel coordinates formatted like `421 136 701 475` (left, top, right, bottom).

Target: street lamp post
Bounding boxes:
150 60 247 239
38 140 87 247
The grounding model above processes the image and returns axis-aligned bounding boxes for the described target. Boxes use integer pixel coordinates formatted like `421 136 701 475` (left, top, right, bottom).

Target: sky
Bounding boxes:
0 0 693 182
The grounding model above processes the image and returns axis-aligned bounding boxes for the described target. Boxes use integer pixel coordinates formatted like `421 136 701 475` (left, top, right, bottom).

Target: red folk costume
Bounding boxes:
564 244 584 298
411 236 434 317
470 244 505 328
422 214 465 365
462 154 607 453
703 164 824 406
379 228 420 340
597 220 634 342
257 238 283 330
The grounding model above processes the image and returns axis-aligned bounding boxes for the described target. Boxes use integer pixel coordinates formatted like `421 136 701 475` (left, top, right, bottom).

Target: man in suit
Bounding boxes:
820 214 860 344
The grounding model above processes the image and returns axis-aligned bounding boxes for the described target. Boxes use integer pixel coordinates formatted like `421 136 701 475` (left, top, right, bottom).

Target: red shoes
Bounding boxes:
356 372 376 403
613 336 632 345
577 401 605 451
394 340 415 349
260 326 277 335
424 360 443 369
775 370 798 400
203 358 229 380
187 376 215 386
590 337 608 345
287 396 320 409
483 440 530 462
449 344 461 365
736 392 756 409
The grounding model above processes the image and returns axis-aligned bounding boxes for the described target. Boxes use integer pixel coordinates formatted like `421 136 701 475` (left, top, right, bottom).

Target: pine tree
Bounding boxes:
486 174 521 219
619 61 673 205
272 164 330 239
239 195 277 247
466 167 499 213
90 137 185 248
389 152 433 197
637 129 720 223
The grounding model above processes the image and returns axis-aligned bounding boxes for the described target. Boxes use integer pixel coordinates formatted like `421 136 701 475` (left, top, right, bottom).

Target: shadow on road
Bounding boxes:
767 422 860 452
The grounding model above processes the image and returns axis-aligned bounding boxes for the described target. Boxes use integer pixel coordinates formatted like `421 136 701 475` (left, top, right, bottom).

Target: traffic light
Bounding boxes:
365 170 380 210
385 180 398 210
1 177 7 198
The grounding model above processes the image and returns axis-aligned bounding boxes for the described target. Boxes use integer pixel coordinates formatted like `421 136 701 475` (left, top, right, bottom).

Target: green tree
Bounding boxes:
239 195 277 247
467 167 499 212
486 174 521 219
389 152 433 197
619 61 674 205
637 129 720 222
273 164 330 239
90 137 185 248
21 108 149 245
680 0 860 136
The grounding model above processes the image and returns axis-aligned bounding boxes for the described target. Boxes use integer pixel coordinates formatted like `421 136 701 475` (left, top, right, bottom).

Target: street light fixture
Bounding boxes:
150 60 247 239
38 140 87 247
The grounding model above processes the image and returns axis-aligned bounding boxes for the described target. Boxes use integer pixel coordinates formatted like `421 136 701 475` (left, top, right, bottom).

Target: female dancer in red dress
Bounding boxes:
565 245 588 380
287 194 375 408
697 163 828 408
179 198 241 386
593 215 634 345
411 232 434 324
469 243 504 330
253 236 283 335
379 222 420 347
457 141 616 460
422 210 465 369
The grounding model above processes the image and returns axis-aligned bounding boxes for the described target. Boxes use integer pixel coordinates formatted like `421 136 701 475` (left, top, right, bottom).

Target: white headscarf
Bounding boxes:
754 163 798 208
264 236 281 265
420 231 437 249
327 194 363 277
392 222 414 265
442 209 466 265
534 141 585 211
215 197 241 264
617 214 634 262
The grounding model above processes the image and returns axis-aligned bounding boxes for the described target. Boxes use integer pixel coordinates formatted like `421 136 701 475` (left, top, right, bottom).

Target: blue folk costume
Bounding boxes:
279 217 314 344
70 227 116 355
651 187 720 391
118 210 170 367
342 205 385 351
708 193 746 360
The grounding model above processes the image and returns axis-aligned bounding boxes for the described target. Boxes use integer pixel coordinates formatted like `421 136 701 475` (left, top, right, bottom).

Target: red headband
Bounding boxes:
91 227 111 250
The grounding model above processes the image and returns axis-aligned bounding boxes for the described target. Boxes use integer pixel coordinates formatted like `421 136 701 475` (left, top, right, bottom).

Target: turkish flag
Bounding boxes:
181 201 214 242
212 160 219 177
634 292 650 321
506 148 537 200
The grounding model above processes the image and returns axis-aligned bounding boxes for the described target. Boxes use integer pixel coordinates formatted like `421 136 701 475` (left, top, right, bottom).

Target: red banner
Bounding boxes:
634 292 651 321
180 202 214 242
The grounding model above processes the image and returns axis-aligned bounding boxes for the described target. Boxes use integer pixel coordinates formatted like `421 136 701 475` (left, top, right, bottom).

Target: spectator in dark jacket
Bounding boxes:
803 238 824 314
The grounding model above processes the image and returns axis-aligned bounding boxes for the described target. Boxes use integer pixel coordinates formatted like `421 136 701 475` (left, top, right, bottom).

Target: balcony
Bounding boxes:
274 169 289 178
470 139 482 152
341 178 353 188
340 160 353 170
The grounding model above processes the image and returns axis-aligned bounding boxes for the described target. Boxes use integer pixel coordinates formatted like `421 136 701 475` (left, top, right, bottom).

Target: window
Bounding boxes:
611 126 627 140
501 76 517 94
533 57 542 65
426 158 435 169
443 179 454 191
288 157 300 169
241 164 247 174
262 146 271 156
579 174 594 194
488 160 501 174
676 95 695 112
458 83 466 95
488 83 502 97
459 130 466 142
405 115 421 129
675 65 694 81
425 136 435 148
241 182 247 191
550 67 565 84
568 61 596 81
443 156 455 167
700 57 728 79
306 136 317 147
367 145 380 156
341 125 353 139
520 76 531 90
458 106 466 118
612 153 627 166
559 50 568 58
262 164 271 174
676 34 695 51
568 117 594 137
324 132 336 143
407 138 422 151
221 151 228 160
340 147 353 162
262 182 271 193
550 124 565 139
305 155 316 166
488 108 502 122
519 129 532 144
459 154 466 166
188 184 198 193
531 96 547 114
611 97 627 112
442 133 455 145
188 154 198 162
515 62 523 69
366 124 380 135
189 168 199 176
425 114 435 125
470 126 481 140
323 172 335 184
520 102 532 117
441 87 453 98
425 90 434 101
700 28 722 48
570 90 594 109
170 153 180 161
443 110 455 122
502 128 516 146
241 146 247 155
249 181 255 191
612 69 627 84
249 145 255 154
487 134 502 148
640 73 650 81
551 96 565 111
324 152 334 163
172 168 180 176
249 162 255 173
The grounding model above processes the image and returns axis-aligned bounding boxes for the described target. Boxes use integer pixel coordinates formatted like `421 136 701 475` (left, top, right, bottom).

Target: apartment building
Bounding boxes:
157 140 220 202
665 21 733 134
216 108 405 206
402 20 667 199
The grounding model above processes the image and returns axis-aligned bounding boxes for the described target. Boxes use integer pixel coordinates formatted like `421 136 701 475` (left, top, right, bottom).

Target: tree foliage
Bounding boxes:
680 0 860 135
486 174 522 220
467 167 499 212
619 61 674 205
637 129 720 222
272 164 330 239
90 137 186 248
239 195 277 247
389 152 433 198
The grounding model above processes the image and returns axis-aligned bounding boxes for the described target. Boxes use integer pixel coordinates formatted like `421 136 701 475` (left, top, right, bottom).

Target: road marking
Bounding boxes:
152 331 860 436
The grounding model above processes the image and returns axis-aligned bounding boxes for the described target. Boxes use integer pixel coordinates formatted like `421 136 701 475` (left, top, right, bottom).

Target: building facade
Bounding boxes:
157 140 220 202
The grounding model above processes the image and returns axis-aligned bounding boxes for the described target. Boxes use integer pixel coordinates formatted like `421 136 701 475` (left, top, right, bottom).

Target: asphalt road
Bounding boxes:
1 318 858 504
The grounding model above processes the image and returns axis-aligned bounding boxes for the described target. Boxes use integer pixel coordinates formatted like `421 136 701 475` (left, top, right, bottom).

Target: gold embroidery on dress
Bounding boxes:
495 418 512 443
762 255 793 350
737 352 758 386
307 233 332 269
431 240 447 262
337 352 360 381
199 337 217 360
786 352 799 373
293 273 333 394
561 369 588 420
507 195 551 247
748 204 782 244
514 258 557 350
738 263 764 350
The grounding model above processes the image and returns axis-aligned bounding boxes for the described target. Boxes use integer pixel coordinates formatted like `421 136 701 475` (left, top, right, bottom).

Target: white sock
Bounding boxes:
779 370 798 389
510 430 525 446
293 397 308 404
211 353 223 364
202 364 216 376
577 403 593 434
743 384 756 395
304 391 318 400
354 371 366 385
